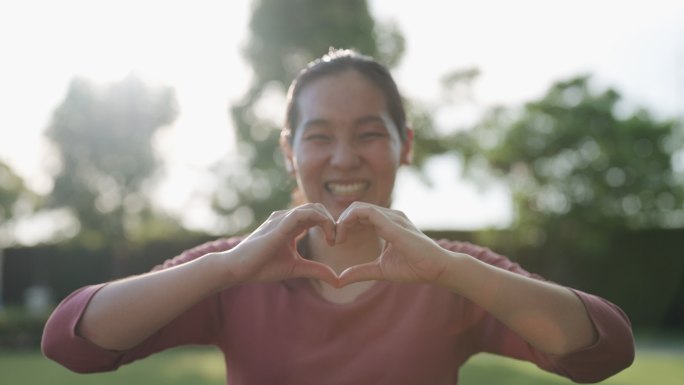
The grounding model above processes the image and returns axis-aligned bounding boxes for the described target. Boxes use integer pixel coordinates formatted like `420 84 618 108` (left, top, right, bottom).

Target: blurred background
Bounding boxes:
0 0 683 383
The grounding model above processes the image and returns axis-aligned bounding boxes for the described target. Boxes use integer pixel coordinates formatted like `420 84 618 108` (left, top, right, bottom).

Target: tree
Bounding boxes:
212 0 405 234
0 161 34 244
45 75 178 273
460 76 684 249
0 160 38 309
451 77 684 325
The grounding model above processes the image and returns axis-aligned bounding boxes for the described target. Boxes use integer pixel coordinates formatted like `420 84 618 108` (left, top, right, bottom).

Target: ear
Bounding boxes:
280 132 295 174
400 127 414 165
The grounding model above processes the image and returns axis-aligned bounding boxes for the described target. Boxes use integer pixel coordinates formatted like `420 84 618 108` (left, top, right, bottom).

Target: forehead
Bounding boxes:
295 70 388 122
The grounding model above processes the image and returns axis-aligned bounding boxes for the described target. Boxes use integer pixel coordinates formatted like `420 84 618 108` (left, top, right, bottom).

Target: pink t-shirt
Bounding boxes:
42 238 634 384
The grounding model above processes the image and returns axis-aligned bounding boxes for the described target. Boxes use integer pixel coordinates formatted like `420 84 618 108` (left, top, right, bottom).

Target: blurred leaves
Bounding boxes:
0 161 38 246
0 162 29 222
213 0 406 233
245 0 403 84
29 0 683 256
457 76 684 249
45 75 180 251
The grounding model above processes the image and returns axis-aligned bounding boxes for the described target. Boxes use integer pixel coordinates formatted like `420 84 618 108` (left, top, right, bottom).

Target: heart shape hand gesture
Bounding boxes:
223 202 453 289
335 202 451 287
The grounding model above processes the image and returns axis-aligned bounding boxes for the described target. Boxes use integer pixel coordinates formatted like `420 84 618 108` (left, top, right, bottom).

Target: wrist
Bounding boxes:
434 250 477 292
198 250 248 292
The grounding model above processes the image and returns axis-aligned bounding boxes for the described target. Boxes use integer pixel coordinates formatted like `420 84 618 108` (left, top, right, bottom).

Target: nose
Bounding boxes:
330 141 361 169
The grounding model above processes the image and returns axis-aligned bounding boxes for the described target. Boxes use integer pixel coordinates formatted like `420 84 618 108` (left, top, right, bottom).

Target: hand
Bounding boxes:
335 202 452 286
222 203 340 287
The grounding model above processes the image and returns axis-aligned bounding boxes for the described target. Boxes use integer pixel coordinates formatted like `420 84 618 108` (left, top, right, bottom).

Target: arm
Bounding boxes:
438 250 596 354
42 204 339 370
74 248 232 351
336 203 634 380
450 241 634 382
41 239 238 372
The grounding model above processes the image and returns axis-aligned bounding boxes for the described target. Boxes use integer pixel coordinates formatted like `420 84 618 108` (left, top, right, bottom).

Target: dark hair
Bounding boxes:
283 48 407 142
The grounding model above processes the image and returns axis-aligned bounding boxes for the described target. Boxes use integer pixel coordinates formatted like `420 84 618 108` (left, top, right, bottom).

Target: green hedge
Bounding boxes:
0 306 50 349
2 228 683 337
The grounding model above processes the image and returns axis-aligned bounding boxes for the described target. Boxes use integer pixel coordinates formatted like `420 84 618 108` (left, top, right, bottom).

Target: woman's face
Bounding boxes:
282 69 412 219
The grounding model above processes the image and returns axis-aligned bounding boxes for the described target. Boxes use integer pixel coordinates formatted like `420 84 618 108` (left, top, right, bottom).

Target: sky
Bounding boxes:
1 0 683 242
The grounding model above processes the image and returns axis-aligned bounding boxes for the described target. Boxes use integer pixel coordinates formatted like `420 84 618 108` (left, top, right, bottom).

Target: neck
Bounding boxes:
305 226 384 274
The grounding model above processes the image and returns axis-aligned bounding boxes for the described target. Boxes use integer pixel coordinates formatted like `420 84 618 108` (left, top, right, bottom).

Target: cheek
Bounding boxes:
293 150 325 178
367 145 402 171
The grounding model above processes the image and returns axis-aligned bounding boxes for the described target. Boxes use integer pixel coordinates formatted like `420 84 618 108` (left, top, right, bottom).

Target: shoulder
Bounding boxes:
152 236 246 271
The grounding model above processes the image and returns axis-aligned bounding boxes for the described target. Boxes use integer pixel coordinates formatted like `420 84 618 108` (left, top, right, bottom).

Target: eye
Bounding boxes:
358 130 388 141
303 133 332 142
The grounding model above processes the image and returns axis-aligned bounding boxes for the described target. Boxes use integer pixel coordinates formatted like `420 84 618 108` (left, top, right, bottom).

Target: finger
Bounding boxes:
291 227 309 250
335 203 366 243
338 261 384 286
301 204 336 242
293 259 340 287
312 203 337 245
283 206 336 242
336 204 390 243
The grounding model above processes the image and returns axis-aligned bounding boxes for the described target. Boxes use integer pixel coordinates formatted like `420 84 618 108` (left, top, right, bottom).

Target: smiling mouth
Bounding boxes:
325 181 369 196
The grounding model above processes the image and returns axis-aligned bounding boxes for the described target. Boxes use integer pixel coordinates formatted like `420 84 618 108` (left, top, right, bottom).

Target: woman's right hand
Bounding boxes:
219 203 340 287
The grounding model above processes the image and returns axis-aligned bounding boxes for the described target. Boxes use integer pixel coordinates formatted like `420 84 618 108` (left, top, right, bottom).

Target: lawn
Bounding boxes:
1 344 681 384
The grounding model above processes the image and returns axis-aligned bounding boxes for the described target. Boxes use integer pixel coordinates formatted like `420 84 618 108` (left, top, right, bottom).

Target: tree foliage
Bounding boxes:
0 161 37 246
0 162 27 223
45 76 178 249
213 0 405 233
461 76 684 248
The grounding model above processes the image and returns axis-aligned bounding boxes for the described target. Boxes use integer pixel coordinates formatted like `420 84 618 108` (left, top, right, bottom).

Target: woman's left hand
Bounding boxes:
335 202 456 286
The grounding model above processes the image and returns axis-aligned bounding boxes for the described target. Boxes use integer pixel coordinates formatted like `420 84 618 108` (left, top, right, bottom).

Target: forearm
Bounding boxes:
439 251 597 355
77 251 233 351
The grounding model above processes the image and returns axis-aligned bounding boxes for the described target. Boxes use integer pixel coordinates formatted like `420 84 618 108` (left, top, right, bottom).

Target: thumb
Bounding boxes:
338 262 383 287
294 259 340 287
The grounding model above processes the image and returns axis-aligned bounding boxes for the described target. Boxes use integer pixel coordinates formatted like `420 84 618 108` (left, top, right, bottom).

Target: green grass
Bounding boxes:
0 347 225 385
1 345 682 384
460 348 684 385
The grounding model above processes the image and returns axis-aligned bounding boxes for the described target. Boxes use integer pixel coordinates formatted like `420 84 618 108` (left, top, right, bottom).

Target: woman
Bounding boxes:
42 49 634 384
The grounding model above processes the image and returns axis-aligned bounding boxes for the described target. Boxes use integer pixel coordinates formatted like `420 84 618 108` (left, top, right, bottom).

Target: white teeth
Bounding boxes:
326 182 367 195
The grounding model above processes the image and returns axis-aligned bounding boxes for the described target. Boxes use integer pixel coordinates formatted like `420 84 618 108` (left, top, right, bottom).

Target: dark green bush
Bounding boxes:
0 306 50 350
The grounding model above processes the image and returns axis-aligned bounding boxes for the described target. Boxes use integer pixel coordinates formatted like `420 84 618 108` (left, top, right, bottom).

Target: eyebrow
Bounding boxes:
301 115 386 130
301 118 332 131
353 115 386 128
